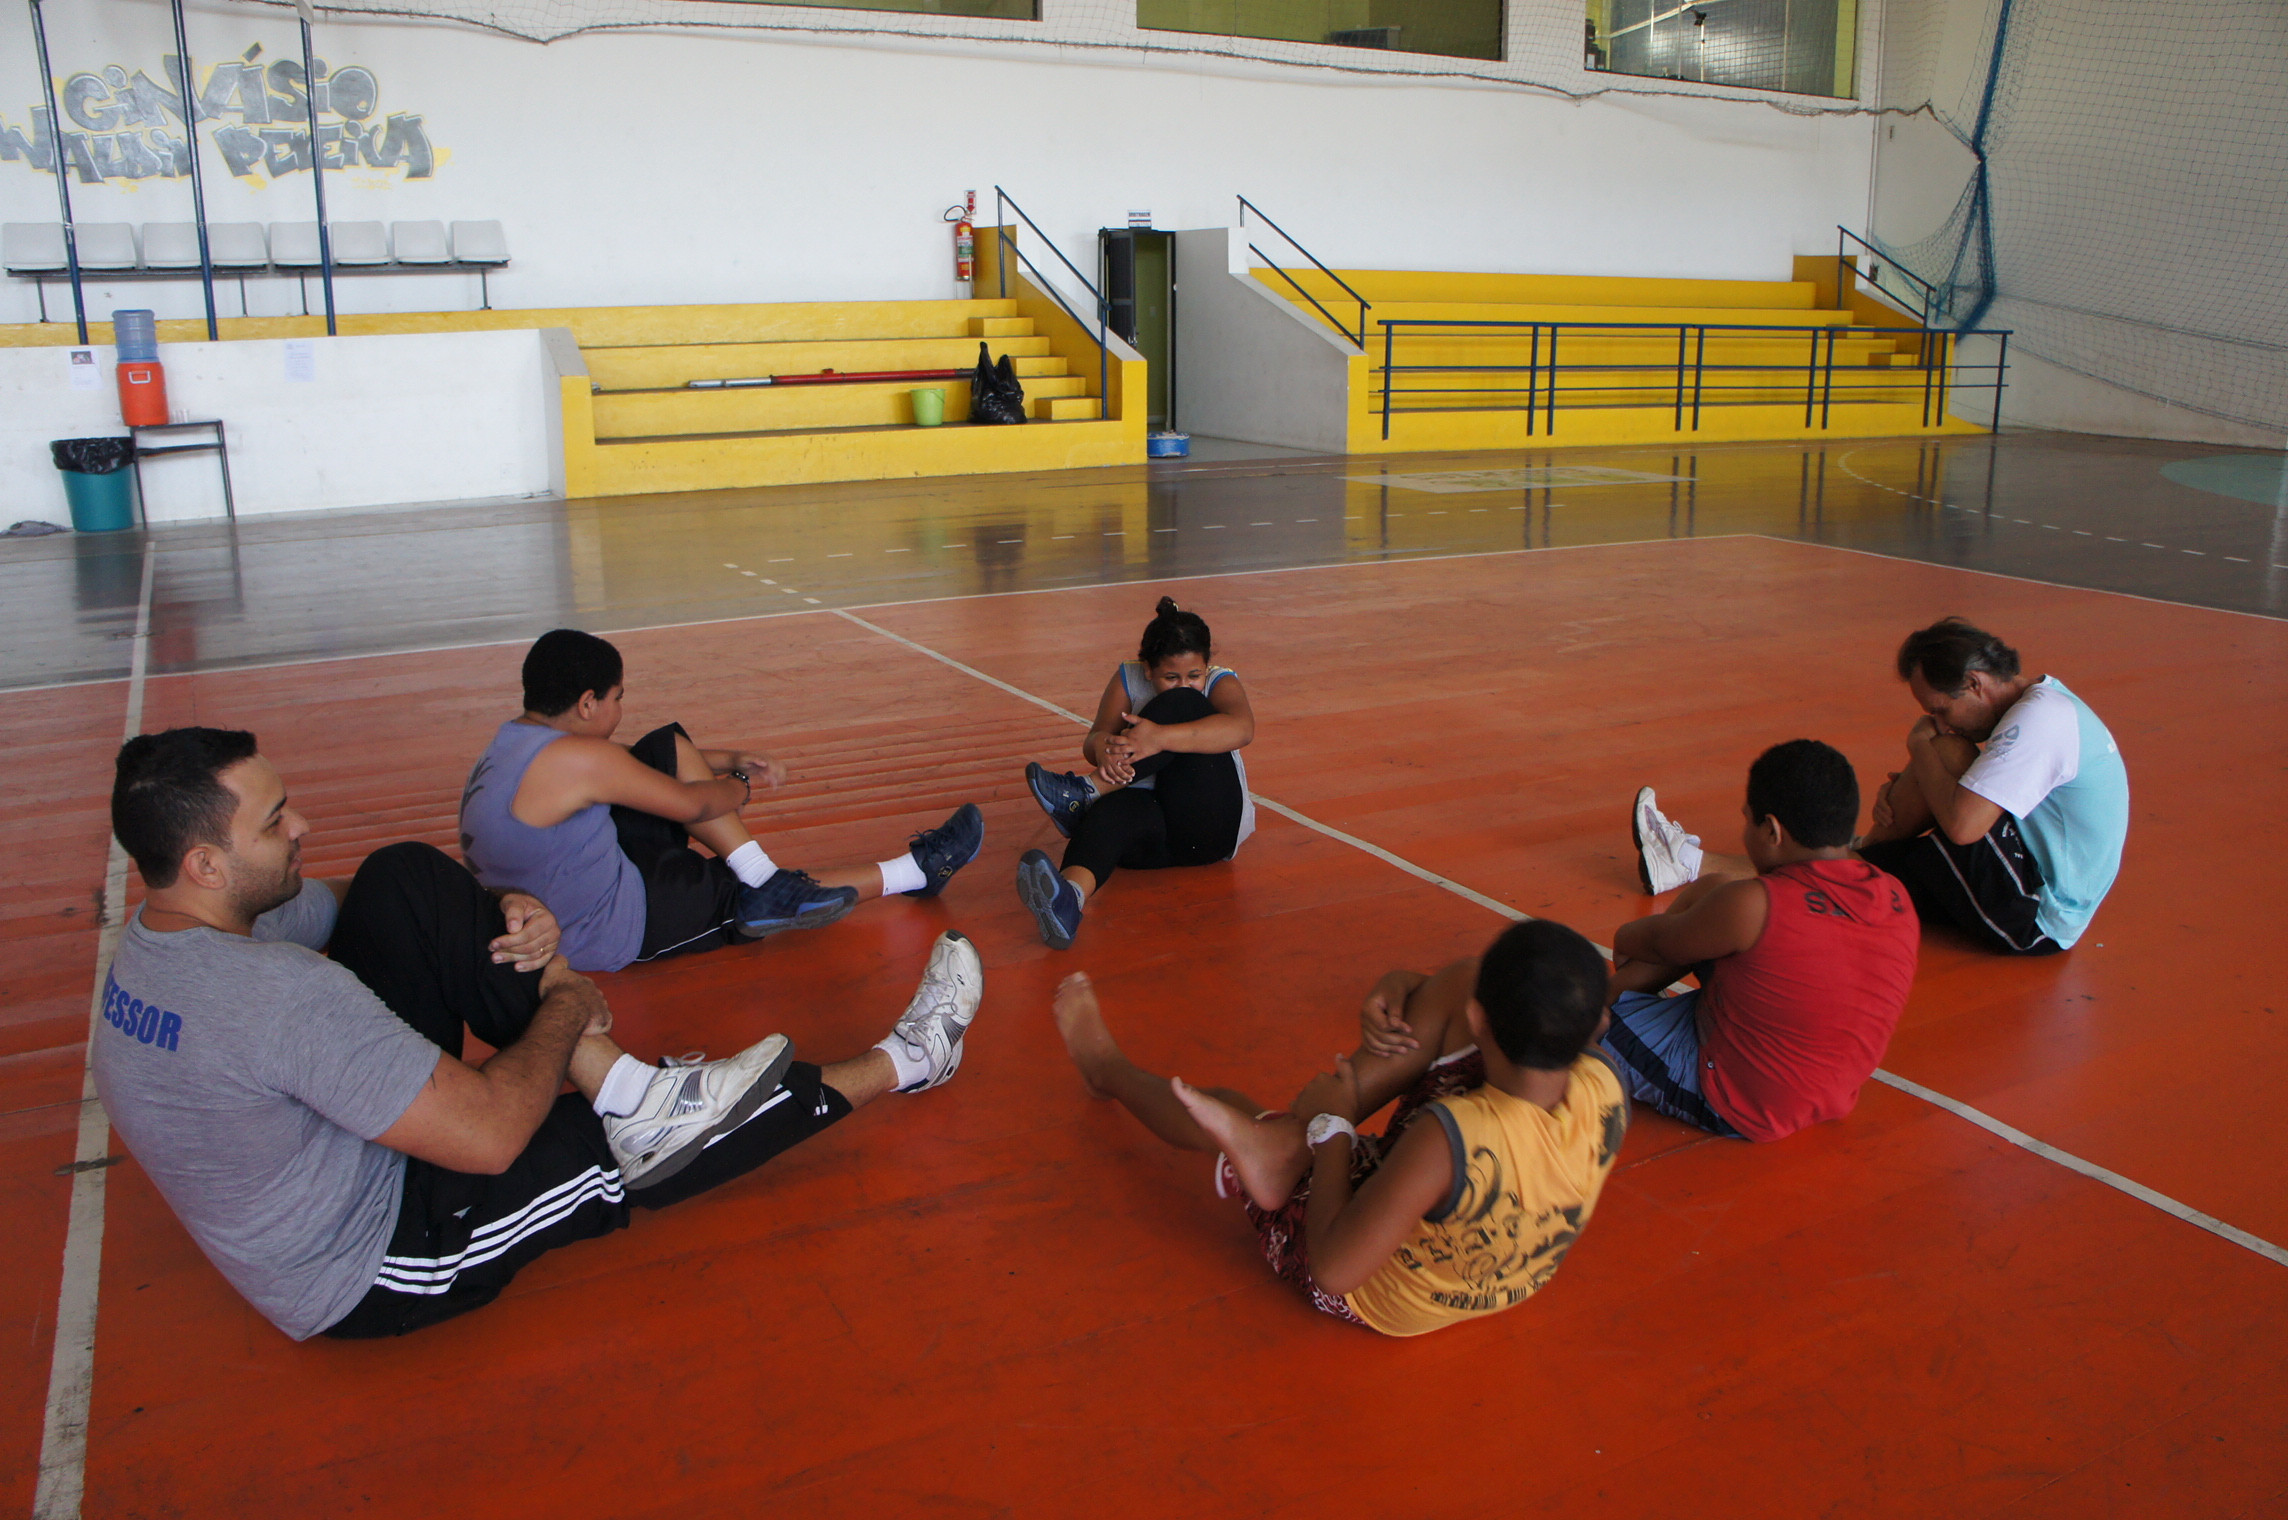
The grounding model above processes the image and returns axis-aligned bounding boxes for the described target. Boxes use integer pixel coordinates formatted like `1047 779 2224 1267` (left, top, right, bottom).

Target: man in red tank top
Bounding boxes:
1600 741 1921 1142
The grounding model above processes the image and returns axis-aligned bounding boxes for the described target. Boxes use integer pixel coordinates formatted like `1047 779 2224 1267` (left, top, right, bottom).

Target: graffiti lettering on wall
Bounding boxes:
0 44 438 186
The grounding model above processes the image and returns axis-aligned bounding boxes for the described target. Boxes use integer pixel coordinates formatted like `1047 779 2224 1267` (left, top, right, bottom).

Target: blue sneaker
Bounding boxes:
734 867 859 940
904 802 985 898
1017 848 1083 950
1026 762 1095 839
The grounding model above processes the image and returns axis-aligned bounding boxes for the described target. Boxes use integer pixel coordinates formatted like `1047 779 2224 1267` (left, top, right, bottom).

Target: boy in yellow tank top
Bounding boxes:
1052 921 1627 1335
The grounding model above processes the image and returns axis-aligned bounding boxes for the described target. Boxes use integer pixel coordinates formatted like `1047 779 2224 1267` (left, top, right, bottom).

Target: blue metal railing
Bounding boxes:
1238 196 1371 350
1837 226 1942 330
993 186 1111 414
1375 317 2013 439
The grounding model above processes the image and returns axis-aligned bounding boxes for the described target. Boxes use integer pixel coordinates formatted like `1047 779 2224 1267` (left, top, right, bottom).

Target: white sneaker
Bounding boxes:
603 1033 794 1189
882 930 984 1093
1632 786 1701 895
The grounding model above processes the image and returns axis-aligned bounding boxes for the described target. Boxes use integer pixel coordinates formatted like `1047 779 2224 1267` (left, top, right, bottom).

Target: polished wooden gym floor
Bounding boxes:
4 432 2285 1517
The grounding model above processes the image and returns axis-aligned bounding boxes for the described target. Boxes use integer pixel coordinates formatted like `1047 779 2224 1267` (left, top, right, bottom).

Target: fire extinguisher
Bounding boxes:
945 189 975 288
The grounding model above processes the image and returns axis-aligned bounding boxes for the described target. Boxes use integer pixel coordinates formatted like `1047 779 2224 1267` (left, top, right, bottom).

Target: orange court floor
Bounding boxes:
3 440 2287 1516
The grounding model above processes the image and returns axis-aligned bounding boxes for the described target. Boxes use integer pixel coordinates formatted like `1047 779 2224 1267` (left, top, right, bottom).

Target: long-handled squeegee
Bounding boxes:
688 368 966 390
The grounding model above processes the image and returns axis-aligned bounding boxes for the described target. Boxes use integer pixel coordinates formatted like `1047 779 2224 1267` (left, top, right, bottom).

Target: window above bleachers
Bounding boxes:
1586 0 1858 99
716 0 1036 16
1138 0 1503 63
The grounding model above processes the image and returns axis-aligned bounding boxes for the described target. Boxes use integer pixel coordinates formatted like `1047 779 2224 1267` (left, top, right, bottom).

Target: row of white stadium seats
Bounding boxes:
1 220 508 273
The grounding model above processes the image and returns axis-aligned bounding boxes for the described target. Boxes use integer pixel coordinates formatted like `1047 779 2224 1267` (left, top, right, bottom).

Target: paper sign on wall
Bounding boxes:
284 340 317 382
67 349 98 390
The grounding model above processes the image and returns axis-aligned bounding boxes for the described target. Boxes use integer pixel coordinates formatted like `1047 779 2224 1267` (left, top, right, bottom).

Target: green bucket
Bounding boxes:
61 468 138 532
910 387 946 427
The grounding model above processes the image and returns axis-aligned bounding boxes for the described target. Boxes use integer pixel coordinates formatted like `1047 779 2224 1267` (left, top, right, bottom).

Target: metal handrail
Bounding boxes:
1372 317 2012 439
993 186 1111 411
1237 196 1371 349
1837 226 1939 329
1249 247 1362 352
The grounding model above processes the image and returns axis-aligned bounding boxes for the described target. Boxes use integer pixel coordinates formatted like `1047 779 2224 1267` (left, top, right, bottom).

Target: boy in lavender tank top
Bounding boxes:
462 630 986 974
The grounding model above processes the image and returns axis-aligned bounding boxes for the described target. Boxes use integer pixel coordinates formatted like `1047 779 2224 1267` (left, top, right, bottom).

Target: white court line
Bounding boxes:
834 605 2288 1273
1752 531 2286 625
1870 1071 2288 1267
834 609 1090 724
35 546 154 1520
1830 450 2277 619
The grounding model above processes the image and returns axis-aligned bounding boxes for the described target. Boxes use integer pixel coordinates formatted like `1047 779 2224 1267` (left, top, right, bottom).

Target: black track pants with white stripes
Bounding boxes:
1858 817 2064 957
320 843 850 1338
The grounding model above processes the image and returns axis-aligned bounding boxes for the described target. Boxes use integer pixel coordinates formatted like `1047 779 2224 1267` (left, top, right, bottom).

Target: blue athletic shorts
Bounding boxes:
1599 989 1744 1139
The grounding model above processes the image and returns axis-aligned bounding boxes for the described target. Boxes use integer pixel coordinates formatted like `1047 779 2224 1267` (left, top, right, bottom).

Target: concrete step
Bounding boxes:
586 415 1136 495
1345 302 1867 331
1034 395 1102 420
599 417 1112 446
566 298 1024 348
587 336 1057 390
1290 307 1880 343
1374 382 1949 412
1359 397 1985 453
970 316 1033 337
594 374 1092 437
1372 336 1904 369
1262 269 1818 310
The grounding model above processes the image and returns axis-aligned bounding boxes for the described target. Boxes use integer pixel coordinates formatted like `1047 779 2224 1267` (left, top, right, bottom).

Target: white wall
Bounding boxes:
1175 227 1354 449
1954 347 2288 452
1 0 1877 330
1 328 560 523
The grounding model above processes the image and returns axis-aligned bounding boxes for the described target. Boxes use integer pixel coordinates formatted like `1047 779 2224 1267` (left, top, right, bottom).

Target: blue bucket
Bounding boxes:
1147 431 1190 458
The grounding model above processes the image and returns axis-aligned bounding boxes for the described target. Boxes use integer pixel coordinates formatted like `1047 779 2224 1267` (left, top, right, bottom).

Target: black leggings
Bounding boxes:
616 722 743 962
1062 686 1245 886
321 842 849 1337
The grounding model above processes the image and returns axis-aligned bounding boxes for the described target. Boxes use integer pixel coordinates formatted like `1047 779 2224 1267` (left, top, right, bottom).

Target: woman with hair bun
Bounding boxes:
1017 597 1257 949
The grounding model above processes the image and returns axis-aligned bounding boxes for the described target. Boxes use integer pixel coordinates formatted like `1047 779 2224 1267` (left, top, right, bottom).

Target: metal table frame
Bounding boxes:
129 419 236 523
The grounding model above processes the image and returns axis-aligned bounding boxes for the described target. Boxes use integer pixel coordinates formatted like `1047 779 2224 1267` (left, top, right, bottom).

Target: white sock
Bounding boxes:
1678 835 1705 881
875 1031 929 1090
593 1054 654 1117
877 853 926 896
725 840 775 889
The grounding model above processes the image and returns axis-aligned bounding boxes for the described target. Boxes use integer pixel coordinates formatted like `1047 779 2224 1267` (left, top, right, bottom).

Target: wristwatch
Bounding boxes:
1306 1113 1359 1149
726 768 751 803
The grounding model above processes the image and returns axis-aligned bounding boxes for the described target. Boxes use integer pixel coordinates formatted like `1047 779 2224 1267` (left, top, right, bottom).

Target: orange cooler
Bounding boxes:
117 360 168 425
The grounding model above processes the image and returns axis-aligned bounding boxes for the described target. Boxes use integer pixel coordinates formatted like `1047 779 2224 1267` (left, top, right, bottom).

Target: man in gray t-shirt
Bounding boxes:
99 879 441 1337
100 728 983 1339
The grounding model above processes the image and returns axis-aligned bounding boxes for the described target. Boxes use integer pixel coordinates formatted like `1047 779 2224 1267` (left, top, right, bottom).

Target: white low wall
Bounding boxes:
1 328 561 524
1175 227 1355 452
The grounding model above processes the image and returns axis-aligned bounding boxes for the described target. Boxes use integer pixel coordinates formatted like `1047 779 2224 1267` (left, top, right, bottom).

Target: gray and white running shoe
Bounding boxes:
604 1033 794 1189
883 930 984 1093
1632 786 1701 896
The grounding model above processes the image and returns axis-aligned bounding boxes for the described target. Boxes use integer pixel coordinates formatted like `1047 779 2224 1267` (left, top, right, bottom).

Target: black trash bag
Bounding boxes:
52 437 136 474
967 341 1028 426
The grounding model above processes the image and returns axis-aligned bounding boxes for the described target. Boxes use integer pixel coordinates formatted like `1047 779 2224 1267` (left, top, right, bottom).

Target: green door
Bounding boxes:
1104 228 1178 431
1131 232 1173 430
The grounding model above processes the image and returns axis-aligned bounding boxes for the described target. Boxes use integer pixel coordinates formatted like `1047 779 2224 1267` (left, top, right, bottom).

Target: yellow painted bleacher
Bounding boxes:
1257 263 1987 451
0 293 1142 496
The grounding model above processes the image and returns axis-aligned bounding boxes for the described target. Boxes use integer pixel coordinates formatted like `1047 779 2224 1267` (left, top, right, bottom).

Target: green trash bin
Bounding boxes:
51 437 139 532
